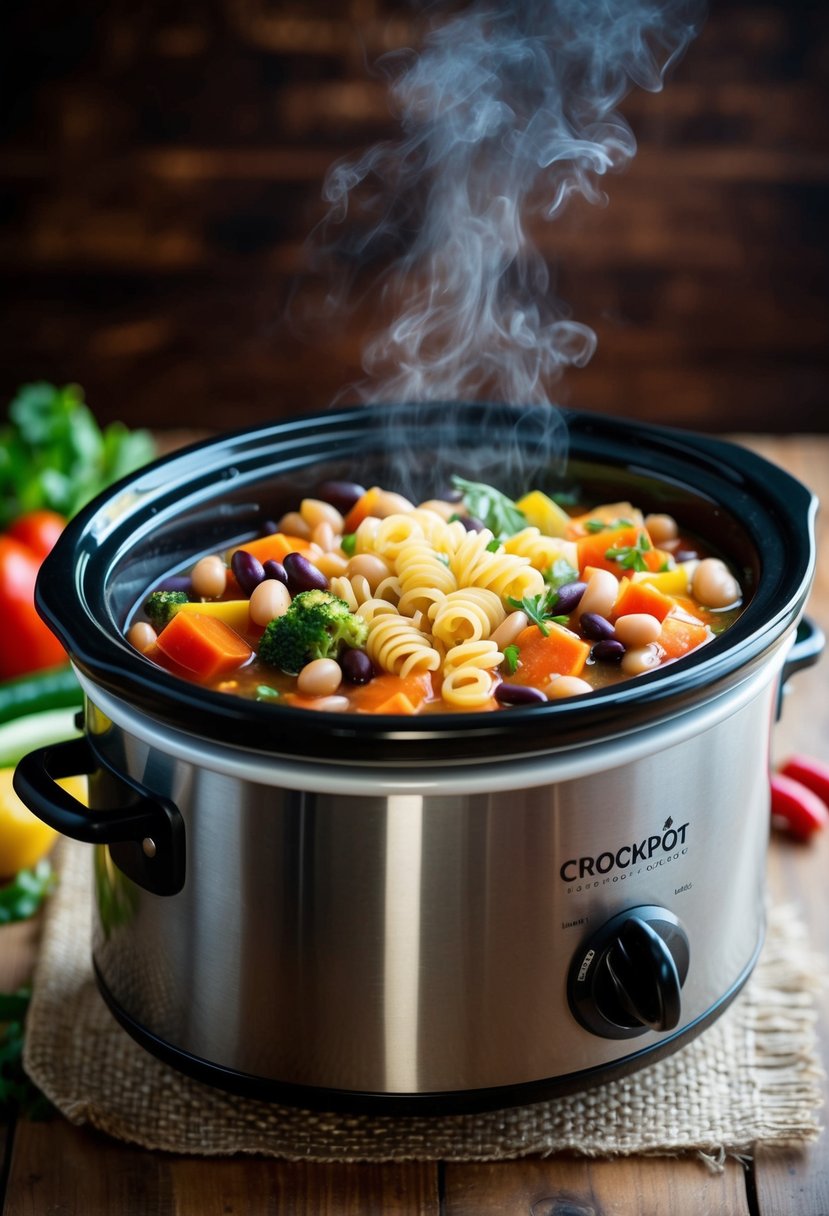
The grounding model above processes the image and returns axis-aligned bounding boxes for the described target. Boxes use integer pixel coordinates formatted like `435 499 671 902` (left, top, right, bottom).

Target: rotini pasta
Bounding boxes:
503 528 579 574
365 611 442 677
450 529 546 602
429 587 506 647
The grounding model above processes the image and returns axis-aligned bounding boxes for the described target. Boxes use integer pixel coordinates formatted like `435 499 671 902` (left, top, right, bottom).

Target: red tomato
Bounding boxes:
0 536 66 678
7 509 66 562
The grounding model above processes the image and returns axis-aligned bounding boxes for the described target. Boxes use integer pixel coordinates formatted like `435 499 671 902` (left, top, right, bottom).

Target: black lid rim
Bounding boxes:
36 404 818 764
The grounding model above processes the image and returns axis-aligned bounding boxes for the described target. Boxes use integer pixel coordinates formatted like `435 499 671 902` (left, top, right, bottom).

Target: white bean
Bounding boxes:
621 644 662 676
371 489 415 517
305 695 350 713
191 555 227 599
277 511 312 540
417 499 456 521
547 675 593 698
311 521 337 552
347 554 392 590
300 498 345 532
577 568 619 621
644 513 678 544
614 613 662 647
692 558 741 609
248 579 292 627
490 611 529 649
127 621 157 653
297 658 343 697
316 551 349 579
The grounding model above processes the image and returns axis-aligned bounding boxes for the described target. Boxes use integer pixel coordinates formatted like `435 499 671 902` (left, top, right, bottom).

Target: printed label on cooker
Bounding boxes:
560 817 690 894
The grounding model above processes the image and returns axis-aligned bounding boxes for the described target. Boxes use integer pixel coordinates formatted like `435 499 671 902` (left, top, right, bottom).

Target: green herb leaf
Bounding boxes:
545 557 579 593
341 533 357 557
507 594 551 636
503 644 520 675
604 531 653 573
451 476 526 537
0 860 56 925
485 538 502 553
0 986 54 1120
0 382 155 528
255 685 281 701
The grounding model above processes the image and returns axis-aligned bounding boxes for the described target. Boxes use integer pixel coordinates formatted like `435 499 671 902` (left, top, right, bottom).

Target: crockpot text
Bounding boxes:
560 822 690 883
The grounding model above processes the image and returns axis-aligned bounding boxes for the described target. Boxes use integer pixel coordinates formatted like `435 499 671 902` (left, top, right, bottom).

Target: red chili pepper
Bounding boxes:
779 754 829 808
770 772 829 842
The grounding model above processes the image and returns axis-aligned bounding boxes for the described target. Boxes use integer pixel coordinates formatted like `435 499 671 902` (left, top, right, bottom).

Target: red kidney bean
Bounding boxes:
315 480 366 515
495 683 547 705
261 519 279 535
592 639 626 663
341 648 374 684
231 549 266 596
262 559 288 585
580 612 615 641
552 582 586 614
284 551 329 595
458 515 486 532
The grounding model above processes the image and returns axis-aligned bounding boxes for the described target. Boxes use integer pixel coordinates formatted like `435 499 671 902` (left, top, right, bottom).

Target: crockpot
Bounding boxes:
14 403 821 1114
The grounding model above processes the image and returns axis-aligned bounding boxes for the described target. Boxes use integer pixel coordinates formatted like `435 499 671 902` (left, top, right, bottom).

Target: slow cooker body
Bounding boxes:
17 404 818 1112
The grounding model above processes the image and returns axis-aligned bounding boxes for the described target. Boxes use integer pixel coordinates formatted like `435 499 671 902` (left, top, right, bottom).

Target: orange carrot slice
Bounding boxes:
156 611 252 679
229 532 319 566
613 579 676 623
576 524 666 577
657 614 711 660
342 487 383 534
512 622 590 684
351 672 434 713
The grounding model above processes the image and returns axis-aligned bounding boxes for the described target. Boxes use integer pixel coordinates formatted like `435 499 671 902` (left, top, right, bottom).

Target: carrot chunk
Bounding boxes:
613 580 676 623
230 532 319 566
576 524 668 577
343 487 383 534
512 622 590 685
156 611 252 680
657 614 711 660
351 672 434 713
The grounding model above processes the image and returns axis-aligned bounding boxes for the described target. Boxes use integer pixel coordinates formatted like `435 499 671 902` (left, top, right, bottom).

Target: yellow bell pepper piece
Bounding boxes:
515 490 571 538
0 768 86 877
176 599 252 635
632 560 697 597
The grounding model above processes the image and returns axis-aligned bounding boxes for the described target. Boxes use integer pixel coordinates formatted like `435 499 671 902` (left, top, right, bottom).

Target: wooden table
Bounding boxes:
1 435 827 1215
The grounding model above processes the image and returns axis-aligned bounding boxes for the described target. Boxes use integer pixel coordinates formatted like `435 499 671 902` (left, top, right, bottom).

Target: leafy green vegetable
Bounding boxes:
0 382 155 528
502 644 520 675
545 557 579 592
451 476 526 537
485 538 502 553
605 531 653 573
585 516 633 533
0 986 53 1120
0 859 56 925
507 594 568 637
255 684 281 701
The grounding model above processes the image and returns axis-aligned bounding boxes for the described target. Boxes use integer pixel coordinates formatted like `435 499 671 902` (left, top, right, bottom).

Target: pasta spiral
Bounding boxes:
503 528 578 574
396 538 457 617
440 639 503 708
450 529 545 602
429 587 506 647
365 612 442 677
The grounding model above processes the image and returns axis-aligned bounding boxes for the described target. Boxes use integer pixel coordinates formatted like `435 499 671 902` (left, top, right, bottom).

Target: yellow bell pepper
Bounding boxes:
515 490 571 538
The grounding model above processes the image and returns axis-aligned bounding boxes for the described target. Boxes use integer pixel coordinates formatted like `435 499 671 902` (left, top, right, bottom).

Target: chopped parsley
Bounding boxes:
451 476 526 537
605 530 653 573
507 593 568 637
502 644 520 675
546 557 579 592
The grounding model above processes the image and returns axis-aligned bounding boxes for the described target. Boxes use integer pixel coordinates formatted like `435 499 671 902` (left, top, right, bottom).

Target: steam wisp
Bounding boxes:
313 0 703 414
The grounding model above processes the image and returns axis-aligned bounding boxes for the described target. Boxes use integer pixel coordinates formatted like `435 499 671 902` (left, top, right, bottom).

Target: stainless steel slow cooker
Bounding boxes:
14 403 820 1113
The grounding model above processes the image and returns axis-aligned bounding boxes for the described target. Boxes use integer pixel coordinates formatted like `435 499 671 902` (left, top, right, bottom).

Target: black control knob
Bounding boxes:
567 905 690 1040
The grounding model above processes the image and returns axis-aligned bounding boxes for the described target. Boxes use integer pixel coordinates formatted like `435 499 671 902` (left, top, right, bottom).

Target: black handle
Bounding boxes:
604 916 682 1032
777 616 825 721
13 735 185 896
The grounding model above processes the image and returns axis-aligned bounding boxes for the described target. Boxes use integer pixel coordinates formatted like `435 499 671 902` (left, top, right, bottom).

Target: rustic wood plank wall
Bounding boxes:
0 0 827 433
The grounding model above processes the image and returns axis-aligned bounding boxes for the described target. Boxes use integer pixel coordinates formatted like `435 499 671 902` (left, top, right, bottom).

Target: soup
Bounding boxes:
125 476 743 714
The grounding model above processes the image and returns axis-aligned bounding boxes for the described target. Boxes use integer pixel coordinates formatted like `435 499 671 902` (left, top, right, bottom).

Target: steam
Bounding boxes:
311 0 703 412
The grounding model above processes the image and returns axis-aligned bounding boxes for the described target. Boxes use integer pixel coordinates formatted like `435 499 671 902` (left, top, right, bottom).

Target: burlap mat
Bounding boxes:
24 841 824 1166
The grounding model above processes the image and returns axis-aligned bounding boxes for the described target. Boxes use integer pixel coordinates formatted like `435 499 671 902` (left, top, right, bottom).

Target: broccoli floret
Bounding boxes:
258 590 368 674
144 590 189 629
